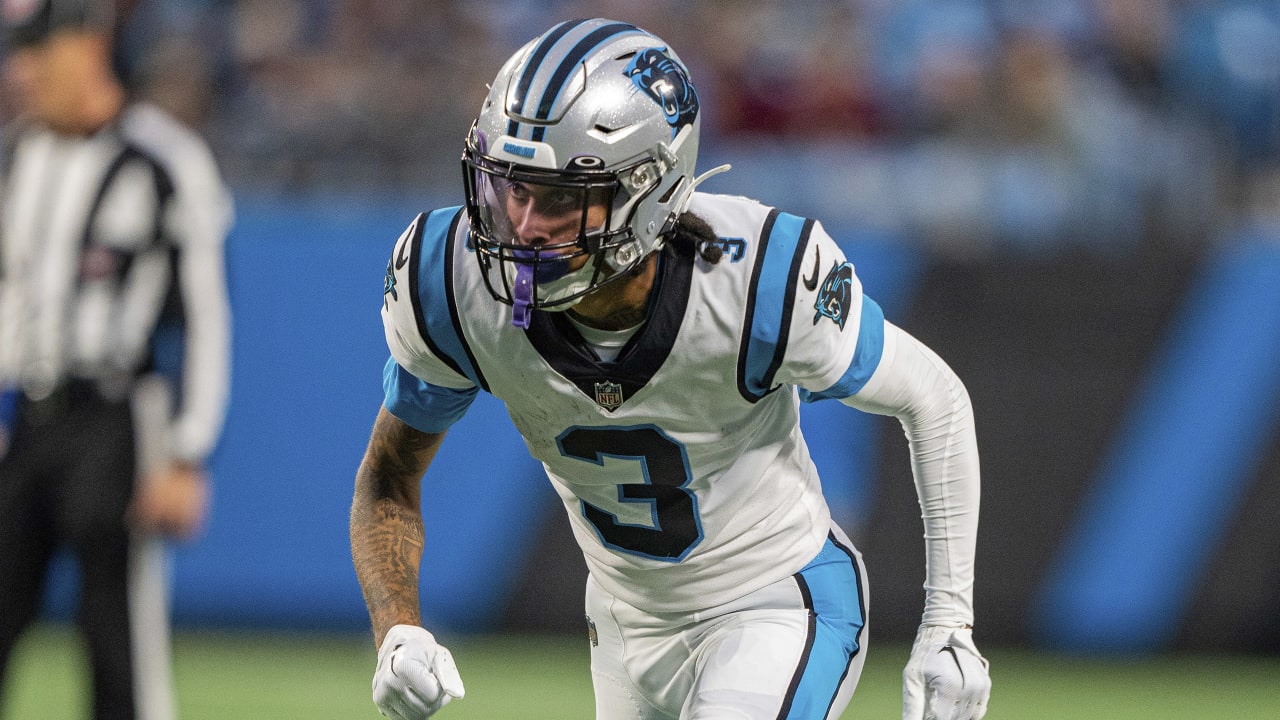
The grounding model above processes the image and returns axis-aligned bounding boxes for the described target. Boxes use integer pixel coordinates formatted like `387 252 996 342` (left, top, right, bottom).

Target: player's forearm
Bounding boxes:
351 478 426 646
350 408 447 647
843 323 980 625
902 371 979 626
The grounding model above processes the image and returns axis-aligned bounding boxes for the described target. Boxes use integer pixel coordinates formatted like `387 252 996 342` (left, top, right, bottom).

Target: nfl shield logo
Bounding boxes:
594 381 624 411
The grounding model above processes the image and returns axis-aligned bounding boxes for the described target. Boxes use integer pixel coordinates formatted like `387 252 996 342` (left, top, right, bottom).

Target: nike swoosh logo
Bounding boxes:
394 217 419 270
940 645 965 684
802 245 821 292
395 235 411 270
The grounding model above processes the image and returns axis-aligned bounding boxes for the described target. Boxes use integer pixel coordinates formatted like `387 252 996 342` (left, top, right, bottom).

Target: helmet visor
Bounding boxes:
465 154 621 260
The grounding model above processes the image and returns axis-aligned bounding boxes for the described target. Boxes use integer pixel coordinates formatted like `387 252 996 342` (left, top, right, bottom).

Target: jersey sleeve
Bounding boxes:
840 322 981 626
380 209 480 432
382 356 478 433
747 215 885 401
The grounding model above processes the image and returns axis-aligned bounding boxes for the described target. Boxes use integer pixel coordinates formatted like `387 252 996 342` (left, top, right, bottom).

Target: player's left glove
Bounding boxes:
903 623 990 720
372 625 465 719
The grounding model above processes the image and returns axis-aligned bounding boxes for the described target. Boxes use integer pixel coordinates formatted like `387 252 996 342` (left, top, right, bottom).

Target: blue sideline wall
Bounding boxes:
40 194 1280 653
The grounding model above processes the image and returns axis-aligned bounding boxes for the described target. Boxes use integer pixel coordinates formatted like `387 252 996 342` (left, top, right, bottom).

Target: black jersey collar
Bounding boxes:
524 247 694 409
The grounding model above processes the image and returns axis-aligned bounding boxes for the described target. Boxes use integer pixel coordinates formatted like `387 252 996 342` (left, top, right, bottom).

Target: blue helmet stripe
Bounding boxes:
530 22 642 123
506 18 588 138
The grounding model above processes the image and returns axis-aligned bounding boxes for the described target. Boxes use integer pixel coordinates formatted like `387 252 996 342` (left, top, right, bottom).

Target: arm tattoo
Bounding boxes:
350 407 446 646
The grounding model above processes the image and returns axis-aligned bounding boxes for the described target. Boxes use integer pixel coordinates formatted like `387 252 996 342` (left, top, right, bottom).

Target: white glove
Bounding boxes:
372 625 465 719
903 624 990 720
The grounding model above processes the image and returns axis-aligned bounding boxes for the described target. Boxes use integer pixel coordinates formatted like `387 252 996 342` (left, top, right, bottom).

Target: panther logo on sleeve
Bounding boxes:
383 257 398 308
625 47 699 137
813 261 855 330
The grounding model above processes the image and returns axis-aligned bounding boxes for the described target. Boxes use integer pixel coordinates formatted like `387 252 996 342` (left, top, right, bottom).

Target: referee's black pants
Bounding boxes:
0 383 139 720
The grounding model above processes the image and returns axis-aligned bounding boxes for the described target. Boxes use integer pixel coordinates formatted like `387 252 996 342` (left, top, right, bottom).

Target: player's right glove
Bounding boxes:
903 623 990 720
372 624 465 719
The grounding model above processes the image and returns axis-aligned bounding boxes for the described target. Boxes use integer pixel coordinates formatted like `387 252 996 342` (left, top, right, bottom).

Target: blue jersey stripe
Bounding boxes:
382 357 479 433
801 297 886 402
739 211 810 401
440 207 489 392
412 206 484 389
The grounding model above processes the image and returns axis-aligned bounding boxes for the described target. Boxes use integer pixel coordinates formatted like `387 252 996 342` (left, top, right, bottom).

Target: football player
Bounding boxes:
351 18 989 720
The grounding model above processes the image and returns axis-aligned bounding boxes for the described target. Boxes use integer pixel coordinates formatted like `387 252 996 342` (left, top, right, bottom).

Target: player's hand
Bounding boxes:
372 625 465 719
903 624 990 720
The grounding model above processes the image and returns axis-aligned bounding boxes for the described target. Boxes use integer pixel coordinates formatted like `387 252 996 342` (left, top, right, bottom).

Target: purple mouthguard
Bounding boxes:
508 248 575 328
512 263 533 328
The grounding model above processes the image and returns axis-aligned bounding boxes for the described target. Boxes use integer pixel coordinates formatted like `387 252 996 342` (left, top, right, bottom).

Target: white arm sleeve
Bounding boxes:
840 321 980 626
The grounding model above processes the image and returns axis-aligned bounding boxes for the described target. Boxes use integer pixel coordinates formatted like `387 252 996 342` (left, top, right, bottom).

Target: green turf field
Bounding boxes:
3 624 1277 719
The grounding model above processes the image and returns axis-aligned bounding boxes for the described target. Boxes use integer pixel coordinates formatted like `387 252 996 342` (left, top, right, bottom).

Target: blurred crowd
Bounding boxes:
15 0 1280 256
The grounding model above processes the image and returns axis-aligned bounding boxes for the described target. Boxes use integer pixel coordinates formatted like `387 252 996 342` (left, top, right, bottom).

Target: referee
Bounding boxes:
0 1 232 718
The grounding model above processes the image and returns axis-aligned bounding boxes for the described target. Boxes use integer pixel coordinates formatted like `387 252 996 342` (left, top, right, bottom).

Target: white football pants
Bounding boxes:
586 528 869 719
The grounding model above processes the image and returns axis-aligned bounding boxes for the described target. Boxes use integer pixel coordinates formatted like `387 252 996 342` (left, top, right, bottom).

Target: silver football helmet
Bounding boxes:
463 18 705 327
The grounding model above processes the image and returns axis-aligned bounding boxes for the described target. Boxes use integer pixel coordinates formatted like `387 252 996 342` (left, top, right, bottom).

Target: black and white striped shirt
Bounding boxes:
0 102 232 463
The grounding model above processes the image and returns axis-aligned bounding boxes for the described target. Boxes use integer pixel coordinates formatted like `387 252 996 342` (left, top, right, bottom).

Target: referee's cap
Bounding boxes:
2 0 113 49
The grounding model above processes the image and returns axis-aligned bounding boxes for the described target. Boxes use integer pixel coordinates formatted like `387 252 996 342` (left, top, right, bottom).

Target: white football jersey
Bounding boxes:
381 192 886 613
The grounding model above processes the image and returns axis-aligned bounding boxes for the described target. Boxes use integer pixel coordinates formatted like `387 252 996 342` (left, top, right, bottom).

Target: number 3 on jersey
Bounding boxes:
557 425 703 562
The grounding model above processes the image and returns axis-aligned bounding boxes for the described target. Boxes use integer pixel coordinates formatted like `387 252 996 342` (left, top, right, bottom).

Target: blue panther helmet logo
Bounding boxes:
625 47 699 137
814 261 855 330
